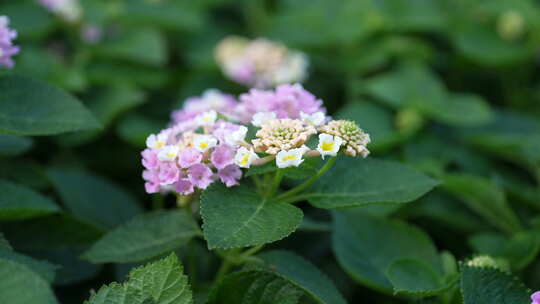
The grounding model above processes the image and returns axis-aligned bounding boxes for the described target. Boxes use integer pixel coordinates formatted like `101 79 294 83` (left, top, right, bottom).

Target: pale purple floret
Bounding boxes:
141 149 159 169
211 145 235 170
218 165 242 187
188 164 214 189
0 16 19 69
178 148 202 169
171 89 239 124
237 84 325 123
143 170 160 194
531 291 540 304
212 121 242 143
157 162 180 186
175 178 194 195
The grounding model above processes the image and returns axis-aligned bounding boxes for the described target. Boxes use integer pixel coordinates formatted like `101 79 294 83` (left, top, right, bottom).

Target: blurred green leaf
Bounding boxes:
0 75 100 136
0 259 58 304
116 112 165 148
386 259 453 297
0 249 58 283
0 180 59 221
332 209 442 293
47 168 143 229
59 85 146 146
83 210 200 264
442 174 522 234
335 102 402 150
0 134 33 156
95 28 167 66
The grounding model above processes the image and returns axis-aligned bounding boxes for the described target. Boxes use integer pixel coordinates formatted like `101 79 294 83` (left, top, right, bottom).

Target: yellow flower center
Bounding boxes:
199 142 208 149
282 155 297 161
156 141 165 149
240 154 250 166
166 152 176 158
321 142 334 151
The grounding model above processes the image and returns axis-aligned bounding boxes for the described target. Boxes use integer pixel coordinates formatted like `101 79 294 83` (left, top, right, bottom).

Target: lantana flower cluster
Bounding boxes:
215 36 309 89
142 84 370 195
0 16 19 69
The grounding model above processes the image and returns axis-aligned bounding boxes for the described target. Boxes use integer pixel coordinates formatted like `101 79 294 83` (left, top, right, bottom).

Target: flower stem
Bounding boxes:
267 169 284 198
213 259 233 284
276 157 337 201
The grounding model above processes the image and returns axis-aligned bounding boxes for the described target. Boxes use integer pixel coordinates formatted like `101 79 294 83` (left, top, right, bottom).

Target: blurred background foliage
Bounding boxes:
1 0 540 303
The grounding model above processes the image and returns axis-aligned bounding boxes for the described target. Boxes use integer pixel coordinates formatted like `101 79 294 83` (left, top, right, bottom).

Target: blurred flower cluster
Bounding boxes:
0 16 19 69
215 36 309 88
142 84 369 195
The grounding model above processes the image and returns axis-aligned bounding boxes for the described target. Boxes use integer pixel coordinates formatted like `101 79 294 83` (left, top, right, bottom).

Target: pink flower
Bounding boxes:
141 149 159 169
218 165 242 187
237 84 325 123
171 89 239 124
157 162 180 185
175 178 194 195
143 169 160 194
188 164 214 189
211 145 235 170
0 16 19 69
531 291 540 304
178 148 202 168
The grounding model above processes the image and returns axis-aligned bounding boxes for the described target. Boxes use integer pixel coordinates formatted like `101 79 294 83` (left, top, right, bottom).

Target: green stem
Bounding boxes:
276 157 337 201
238 245 264 260
266 169 284 198
213 259 233 284
151 194 164 210
187 241 197 289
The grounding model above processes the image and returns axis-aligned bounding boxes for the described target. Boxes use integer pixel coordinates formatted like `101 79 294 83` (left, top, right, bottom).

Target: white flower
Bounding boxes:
193 135 218 152
225 126 248 146
195 110 217 126
234 147 259 168
276 146 308 168
251 112 277 127
146 132 168 149
300 111 326 127
158 145 179 161
316 133 343 159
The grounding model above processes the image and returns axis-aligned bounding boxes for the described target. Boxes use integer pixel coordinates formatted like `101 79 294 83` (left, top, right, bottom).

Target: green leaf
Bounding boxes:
307 157 439 209
363 64 493 126
116 113 165 148
59 85 146 146
0 180 60 221
0 249 57 282
0 134 33 156
461 265 530 304
47 168 143 228
0 233 11 250
0 259 58 304
83 210 200 263
208 271 303 304
201 183 303 249
256 250 347 304
442 174 522 234
120 0 203 31
85 254 193 304
95 28 167 66
332 209 441 292
0 75 100 136
335 101 402 151
386 259 451 296
426 93 493 127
